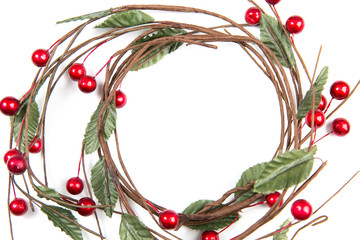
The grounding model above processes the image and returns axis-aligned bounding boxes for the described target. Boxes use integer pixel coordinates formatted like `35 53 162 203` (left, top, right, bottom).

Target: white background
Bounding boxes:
0 0 360 239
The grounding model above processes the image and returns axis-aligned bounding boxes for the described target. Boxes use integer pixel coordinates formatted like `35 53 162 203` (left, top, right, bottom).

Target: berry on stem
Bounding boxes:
78 76 97 93
31 49 50 67
265 0 281 4
9 198 28 216
69 63 86 81
266 192 283 207
305 109 326 128
115 90 127 108
201 230 219 240
332 118 350 136
4 149 22 164
159 209 179 230
285 16 305 34
330 81 350 100
291 199 312 220
29 138 43 153
77 197 96 216
7 155 27 175
0 97 20 116
318 95 327 111
66 177 84 195
245 7 261 26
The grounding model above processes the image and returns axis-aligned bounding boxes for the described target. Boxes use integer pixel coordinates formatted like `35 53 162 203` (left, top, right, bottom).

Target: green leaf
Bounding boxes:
273 218 292 240
91 156 118 217
119 214 153 240
182 200 239 231
57 8 113 24
296 66 329 119
12 100 40 152
235 162 267 202
36 185 77 210
260 14 295 68
254 147 317 194
41 205 83 240
83 102 117 154
131 28 187 71
95 10 154 28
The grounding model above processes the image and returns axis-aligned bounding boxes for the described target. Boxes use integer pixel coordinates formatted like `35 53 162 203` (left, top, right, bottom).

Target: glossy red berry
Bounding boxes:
31 49 50 67
265 0 281 4
159 210 180 230
318 95 327 111
77 197 96 216
66 177 84 195
78 76 97 93
9 198 28 216
305 109 326 128
285 16 305 34
291 199 312 220
0 97 20 116
332 118 350 136
69 63 86 81
4 149 22 164
330 81 350 100
266 192 283 207
245 7 261 25
7 155 27 175
201 230 219 240
115 90 127 108
29 138 43 153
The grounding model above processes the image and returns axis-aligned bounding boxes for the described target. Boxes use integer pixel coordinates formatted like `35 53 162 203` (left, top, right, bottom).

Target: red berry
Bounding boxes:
305 109 326 128
285 16 305 34
332 118 350 136
201 230 219 240
4 149 22 164
31 49 50 67
245 7 261 25
330 81 350 100
66 177 84 195
9 198 28 216
29 138 43 153
77 197 96 216
115 90 127 108
265 0 281 4
0 97 20 116
78 76 97 93
159 210 179 230
7 155 27 175
69 63 86 81
291 199 312 220
318 95 327 111
266 192 283 207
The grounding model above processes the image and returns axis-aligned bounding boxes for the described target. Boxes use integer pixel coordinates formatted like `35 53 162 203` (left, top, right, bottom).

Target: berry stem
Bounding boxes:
312 131 333 145
77 151 83 177
47 38 62 51
82 40 108 64
323 97 333 114
219 213 239 234
248 201 265 208
145 200 160 213
272 6 280 20
15 118 26 148
94 57 114 78
11 179 17 199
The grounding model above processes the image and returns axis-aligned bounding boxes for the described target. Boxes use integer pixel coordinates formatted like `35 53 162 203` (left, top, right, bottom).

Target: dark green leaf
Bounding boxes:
182 200 239 231
57 8 113 24
84 102 117 154
235 162 267 202
95 10 154 28
119 214 153 240
131 28 187 71
91 156 118 217
41 205 83 240
273 218 292 240
254 147 317 194
36 185 77 210
296 66 329 119
260 14 295 68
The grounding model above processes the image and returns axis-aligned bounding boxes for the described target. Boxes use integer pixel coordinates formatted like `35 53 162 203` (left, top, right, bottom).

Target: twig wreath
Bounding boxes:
1 1 359 239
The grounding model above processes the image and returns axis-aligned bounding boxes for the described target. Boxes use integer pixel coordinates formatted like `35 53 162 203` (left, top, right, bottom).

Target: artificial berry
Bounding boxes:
318 95 327 111
285 16 305 34
291 199 312 220
7 155 27 175
115 90 127 108
4 149 22 164
77 197 96 216
332 118 350 136
245 7 261 26
31 49 50 67
265 0 281 4
9 198 28 216
66 177 84 195
29 138 43 153
266 192 283 208
330 81 350 100
159 209 180 230
78 76 97 93
305 109 326 128
69 63 86 81
201 230 219 240
0 96 20 116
